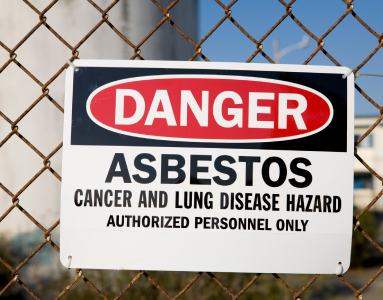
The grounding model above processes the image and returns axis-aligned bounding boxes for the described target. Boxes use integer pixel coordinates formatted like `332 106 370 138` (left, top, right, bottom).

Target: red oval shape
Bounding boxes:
86 75 333 142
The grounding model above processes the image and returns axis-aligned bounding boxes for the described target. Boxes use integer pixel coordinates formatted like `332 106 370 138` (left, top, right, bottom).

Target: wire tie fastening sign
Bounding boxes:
66 256 72 269
343 69 353 79
335 262 343 275
67 61 78 72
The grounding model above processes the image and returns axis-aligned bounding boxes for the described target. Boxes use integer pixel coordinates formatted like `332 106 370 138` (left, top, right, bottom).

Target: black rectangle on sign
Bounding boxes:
71 66 347 152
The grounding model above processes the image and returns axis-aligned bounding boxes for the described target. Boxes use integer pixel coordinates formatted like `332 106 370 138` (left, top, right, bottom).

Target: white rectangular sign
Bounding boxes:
61 60 354 274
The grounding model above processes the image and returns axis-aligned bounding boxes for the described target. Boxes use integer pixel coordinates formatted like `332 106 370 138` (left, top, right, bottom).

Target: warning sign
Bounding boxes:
61 60 354 274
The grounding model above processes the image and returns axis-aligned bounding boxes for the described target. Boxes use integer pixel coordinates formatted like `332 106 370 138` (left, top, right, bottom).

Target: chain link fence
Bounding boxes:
1 0 383 299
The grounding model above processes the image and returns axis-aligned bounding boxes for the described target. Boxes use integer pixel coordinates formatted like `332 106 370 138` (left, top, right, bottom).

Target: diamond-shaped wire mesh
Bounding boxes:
1 0 382 299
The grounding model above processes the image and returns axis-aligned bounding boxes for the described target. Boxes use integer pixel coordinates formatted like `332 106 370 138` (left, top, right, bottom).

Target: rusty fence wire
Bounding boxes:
0 0 383 299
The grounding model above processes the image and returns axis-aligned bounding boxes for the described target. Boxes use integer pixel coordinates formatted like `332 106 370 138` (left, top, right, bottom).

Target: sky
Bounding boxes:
198 0 383 117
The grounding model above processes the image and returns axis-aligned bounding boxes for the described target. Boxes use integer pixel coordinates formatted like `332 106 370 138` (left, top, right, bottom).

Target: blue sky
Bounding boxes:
198 0 383 116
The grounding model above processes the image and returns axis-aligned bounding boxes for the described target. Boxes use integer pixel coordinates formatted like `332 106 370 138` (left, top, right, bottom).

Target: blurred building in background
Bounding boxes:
354 116 383 210
0 0 198 235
